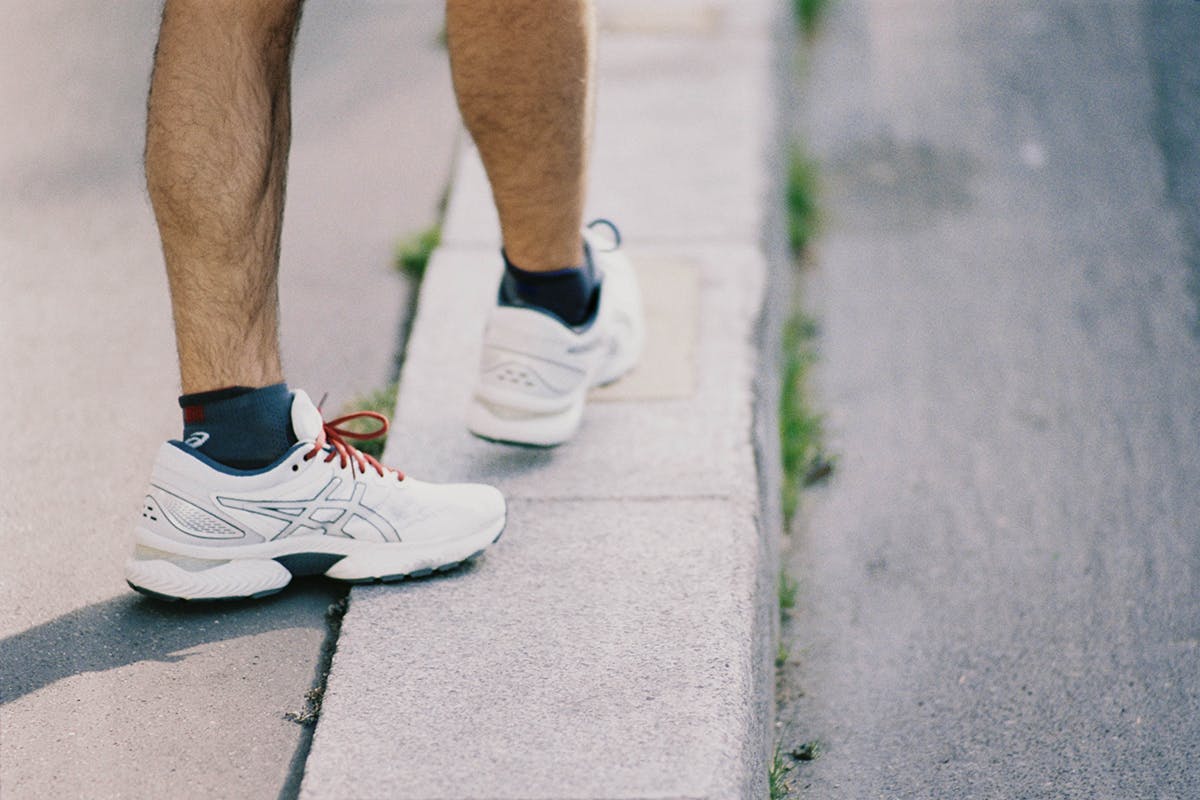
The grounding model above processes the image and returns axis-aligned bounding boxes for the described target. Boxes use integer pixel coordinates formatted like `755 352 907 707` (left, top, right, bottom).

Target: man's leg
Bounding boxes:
130 1 506 602
450 0 645 447
445 0 593 272
146 0 302 396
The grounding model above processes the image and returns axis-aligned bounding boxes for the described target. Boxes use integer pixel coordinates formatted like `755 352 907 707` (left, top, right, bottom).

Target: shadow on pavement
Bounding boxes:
0 579 346 705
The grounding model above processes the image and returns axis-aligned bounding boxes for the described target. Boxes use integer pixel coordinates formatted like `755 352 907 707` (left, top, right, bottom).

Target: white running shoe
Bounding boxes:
467 221 645 446
126 390 506 601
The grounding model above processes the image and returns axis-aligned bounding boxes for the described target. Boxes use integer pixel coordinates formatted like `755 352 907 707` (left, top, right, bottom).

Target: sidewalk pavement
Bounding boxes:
298 1 792 797
1 4 454 798
2 2 792 798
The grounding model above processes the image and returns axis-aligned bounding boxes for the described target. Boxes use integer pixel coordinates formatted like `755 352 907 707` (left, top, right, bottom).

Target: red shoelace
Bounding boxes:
304 411 404 480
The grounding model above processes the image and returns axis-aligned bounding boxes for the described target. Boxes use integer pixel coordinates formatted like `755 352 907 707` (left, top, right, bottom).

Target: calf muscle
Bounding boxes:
146 0 303 393
447 0 594 271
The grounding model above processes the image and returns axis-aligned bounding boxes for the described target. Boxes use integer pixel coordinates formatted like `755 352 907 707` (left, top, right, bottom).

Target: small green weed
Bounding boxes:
794 0 830 37
769 744 792 799
779 570 798 615
780 311 834 524
775 639 791 669
339 382 399 460
394 224 442 281
786 145 820 256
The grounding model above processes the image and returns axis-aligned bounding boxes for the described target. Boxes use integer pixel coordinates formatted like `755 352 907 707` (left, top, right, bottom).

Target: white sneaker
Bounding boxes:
125 390 506 601
467 221 645 446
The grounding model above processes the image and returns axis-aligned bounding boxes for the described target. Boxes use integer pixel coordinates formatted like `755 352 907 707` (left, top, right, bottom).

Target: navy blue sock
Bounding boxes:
179 383 296 470
499 242 600 327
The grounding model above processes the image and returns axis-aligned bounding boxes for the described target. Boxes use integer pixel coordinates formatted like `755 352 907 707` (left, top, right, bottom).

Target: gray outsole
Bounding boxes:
127 580 286 604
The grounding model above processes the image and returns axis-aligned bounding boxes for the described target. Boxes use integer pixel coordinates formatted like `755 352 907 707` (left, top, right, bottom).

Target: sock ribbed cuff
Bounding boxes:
499 241 599 326
179 382 296 470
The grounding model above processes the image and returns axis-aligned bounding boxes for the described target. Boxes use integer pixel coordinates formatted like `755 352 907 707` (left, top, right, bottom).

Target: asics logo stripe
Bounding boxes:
216 477 400 543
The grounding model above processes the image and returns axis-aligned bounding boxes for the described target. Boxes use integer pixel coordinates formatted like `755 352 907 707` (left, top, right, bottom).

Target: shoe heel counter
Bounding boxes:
134 444 175 541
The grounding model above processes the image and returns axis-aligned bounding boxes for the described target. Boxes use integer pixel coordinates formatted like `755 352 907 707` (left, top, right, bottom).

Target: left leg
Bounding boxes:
448 0 645 446
445 0 593 272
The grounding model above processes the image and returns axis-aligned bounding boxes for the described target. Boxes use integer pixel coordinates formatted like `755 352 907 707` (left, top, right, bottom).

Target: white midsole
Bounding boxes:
130 515 504 578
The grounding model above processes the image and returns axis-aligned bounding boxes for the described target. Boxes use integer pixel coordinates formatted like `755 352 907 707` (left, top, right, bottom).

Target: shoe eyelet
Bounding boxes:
292 464 299 472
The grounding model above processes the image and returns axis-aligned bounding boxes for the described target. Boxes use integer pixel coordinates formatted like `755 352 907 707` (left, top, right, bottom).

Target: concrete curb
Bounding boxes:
300 3 791 797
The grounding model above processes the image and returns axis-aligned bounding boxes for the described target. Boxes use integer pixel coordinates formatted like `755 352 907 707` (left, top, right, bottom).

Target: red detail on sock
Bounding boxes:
183 405 205 424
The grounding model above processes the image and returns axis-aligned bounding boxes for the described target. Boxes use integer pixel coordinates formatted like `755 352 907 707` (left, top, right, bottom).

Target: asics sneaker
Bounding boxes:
467 220 645 446
126 390 506 601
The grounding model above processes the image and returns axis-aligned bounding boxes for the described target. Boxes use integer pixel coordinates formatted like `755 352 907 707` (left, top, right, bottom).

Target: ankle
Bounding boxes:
498 241 599 326
179 383 296 469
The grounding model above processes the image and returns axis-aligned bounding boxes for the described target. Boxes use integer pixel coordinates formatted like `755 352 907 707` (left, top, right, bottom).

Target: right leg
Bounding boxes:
145 0 303 395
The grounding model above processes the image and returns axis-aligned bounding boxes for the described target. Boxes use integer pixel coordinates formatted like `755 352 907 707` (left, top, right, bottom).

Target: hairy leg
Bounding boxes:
446 0 594 270
146 0 303 394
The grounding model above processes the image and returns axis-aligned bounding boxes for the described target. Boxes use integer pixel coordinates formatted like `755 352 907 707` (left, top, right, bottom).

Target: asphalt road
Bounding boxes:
778 1 1200 797
0 3 455 798
1147 0 1200 328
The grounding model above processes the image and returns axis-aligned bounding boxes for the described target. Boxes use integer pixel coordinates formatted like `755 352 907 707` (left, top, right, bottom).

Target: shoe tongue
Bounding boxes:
290 390 324 442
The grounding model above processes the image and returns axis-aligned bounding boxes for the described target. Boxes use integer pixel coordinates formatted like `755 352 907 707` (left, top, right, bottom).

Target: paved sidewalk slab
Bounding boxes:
301 2 789 797
369 242 763 502
302 497 760 799
0 5 456 798
301 226 774 800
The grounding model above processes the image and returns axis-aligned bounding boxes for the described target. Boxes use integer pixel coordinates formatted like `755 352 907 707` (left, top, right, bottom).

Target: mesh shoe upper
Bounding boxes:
141 391 505 549
467 223 645 446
